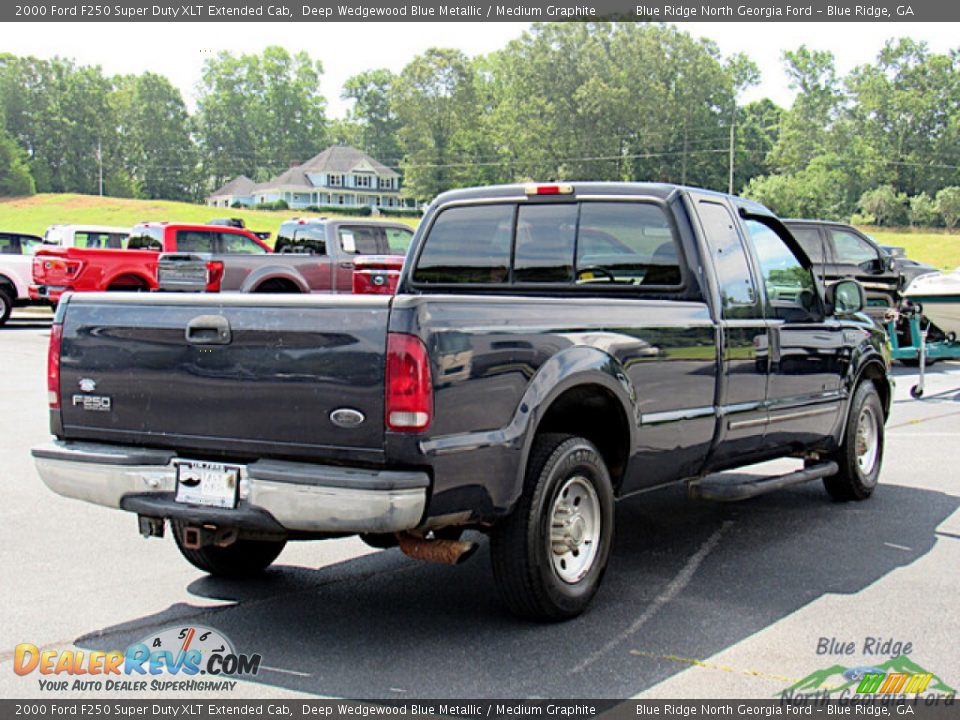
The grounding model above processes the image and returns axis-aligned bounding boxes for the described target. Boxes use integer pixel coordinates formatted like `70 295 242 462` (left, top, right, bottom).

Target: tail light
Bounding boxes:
385 333 432 432
40 257 83 277
47 323 63 409
32 256 45 282
206 260 224 292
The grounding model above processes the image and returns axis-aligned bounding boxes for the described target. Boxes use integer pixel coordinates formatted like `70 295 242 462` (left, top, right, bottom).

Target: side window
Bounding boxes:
698 201 761 319
385 227 413 252
413 204 513 284
19 236 40 254
514 204 577 283
339 226 381 255
220 232 267 254
127 227 164 251
0 234 15 255
745 220 817 320
576 202 681 286
175 230 216 253
831 229 879 265
789 227 826 263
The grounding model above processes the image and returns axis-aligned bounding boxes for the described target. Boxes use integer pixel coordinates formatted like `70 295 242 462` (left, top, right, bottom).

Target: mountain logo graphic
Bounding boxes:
780 656 955 696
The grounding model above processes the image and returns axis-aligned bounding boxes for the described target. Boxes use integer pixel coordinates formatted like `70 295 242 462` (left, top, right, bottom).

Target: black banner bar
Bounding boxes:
2 700 959 719
2 0 951 22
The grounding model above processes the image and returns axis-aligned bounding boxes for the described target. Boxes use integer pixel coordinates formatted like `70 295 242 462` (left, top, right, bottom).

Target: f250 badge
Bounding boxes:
73 378 111 412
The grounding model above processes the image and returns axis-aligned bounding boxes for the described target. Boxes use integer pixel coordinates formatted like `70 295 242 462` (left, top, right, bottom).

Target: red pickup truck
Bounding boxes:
31 223 271 304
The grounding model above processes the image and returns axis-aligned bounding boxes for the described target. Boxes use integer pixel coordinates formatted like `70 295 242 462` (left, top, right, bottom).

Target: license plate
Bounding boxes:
175 461 241 509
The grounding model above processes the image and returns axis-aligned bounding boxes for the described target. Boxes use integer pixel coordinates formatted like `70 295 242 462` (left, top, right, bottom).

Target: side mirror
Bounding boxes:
826 279 865 316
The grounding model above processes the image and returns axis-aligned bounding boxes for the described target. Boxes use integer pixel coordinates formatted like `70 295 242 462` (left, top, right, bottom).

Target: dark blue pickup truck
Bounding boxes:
33 183 891 620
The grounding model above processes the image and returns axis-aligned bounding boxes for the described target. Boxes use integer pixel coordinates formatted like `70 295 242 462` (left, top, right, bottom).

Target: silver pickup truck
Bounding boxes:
158 217 412 293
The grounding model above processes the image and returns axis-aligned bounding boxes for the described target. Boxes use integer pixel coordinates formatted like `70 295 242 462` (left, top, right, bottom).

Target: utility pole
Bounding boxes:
728 105 736 195
96 140 104 196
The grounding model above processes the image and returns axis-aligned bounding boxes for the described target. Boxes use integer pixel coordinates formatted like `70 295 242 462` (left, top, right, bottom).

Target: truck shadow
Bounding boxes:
74 480 958 698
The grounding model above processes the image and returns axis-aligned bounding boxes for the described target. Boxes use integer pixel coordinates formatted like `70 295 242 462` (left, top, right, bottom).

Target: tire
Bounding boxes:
490 433 614 621
823 381 885 501
0 289 12 327
171 520 286 578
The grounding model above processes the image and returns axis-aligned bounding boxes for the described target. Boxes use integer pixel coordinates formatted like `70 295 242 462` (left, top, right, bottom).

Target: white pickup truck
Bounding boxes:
42 224 130 249
0 230 43 326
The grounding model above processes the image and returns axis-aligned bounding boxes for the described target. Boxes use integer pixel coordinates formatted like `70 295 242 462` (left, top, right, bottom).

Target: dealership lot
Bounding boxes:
1 309 958 699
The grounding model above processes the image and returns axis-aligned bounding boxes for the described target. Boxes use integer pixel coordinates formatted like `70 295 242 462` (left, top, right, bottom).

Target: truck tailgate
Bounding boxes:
56 293 391 461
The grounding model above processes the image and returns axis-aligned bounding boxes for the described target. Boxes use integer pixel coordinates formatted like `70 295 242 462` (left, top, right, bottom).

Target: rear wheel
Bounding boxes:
490 433 614 620
171 520 286 578
823 381 885 501
0 289 12 327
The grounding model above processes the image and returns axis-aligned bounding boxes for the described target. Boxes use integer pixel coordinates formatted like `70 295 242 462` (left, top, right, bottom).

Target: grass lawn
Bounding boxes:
859 226 960 272
0 194 419 246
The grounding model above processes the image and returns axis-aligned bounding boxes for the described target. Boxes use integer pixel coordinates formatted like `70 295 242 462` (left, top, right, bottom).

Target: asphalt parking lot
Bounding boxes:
1 308 958 700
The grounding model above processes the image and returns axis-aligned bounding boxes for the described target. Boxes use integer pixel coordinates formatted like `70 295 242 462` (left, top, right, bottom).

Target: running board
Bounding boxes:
688 461 839 502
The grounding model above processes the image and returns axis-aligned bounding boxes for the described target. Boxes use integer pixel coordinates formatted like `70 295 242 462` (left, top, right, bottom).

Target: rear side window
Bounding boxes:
0 234 16 254
127 227 164 251
339 226 382 255
74 232 126 249
789 226 826 263
20 236 40 254
413 204 513 284
698 200 761 319
276 225 327 255
220 232 267 254
176 230 216 253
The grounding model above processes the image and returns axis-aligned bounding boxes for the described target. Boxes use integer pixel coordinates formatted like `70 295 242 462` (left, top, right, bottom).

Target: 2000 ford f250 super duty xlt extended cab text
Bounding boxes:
33 183 892 620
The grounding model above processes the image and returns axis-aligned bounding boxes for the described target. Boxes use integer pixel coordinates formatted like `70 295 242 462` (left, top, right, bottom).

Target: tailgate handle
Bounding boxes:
185 315 232 345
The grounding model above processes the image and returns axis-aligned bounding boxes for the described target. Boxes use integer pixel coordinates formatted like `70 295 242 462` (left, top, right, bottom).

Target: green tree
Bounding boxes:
196 46 327 187
342 69 402 166
908 192 939 227
111 73 198 200
743 155 852 220
0 128 34 196
391 48 483 201
858 185 908 227
935 186 960 228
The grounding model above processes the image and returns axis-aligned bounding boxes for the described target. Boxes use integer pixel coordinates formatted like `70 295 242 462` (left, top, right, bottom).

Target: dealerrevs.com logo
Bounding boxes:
13 625 261 692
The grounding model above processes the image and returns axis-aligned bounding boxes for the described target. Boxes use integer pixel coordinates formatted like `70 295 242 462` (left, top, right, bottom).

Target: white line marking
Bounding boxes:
259 665 312 677
568 520 732 675
884 542 912 552
889 433 960 437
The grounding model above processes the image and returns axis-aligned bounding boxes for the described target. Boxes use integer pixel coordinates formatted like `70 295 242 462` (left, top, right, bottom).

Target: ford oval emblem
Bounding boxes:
330 408 365 428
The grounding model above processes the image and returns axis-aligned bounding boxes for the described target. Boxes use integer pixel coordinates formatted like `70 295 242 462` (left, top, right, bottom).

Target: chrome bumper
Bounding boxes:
32 441 429 534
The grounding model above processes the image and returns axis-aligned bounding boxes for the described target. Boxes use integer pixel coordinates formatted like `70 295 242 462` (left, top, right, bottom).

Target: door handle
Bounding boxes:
339 262 354 269
185 315 232 345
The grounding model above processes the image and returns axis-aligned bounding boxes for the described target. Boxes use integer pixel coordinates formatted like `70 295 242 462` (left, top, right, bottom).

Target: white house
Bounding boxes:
207 146 414 211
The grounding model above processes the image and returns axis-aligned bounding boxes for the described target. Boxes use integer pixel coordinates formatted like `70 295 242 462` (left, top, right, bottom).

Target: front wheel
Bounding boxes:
171 520 286 578
0 289 12 327
823 381 885 501
490 434 614 620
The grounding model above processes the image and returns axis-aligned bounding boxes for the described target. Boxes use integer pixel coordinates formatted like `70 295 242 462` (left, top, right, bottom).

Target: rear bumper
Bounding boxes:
29 284 68 303
32 441 429 535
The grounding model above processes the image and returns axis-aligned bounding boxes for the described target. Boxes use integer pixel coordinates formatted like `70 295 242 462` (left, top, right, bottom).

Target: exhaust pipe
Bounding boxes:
397 533 478 566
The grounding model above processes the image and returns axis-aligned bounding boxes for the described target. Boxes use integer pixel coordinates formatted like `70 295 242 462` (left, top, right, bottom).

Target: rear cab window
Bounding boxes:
412 201 683 290
174 230 217 253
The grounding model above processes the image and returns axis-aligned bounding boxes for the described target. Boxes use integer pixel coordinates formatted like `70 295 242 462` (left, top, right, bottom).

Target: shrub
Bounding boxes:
935 187 960 229
858 185 908 227
254 199 289 211
303 204 372 216
908 193 940 227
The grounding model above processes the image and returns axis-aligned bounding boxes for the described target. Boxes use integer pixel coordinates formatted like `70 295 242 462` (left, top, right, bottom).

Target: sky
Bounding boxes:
2 21 959 117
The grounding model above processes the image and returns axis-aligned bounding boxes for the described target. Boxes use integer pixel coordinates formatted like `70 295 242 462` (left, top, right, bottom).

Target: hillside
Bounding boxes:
1 194 957 270
0 194 418 244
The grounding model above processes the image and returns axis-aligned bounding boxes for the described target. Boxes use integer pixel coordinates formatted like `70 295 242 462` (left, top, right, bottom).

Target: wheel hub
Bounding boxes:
548 476 601 584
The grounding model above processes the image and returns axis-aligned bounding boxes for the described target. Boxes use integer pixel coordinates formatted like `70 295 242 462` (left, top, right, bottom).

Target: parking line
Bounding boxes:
568 521 732 675
628 649 802 685
884 542 912 551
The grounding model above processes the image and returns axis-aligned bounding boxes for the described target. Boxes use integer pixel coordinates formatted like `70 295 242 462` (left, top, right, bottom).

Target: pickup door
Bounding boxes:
56 293 391 464
693 195 845 470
